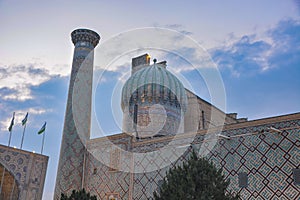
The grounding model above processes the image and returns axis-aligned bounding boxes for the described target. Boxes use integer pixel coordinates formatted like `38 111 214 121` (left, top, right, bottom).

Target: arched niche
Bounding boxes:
0 163 20 200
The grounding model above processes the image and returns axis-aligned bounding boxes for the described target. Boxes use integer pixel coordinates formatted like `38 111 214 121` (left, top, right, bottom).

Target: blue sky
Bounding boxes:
0 0 299 199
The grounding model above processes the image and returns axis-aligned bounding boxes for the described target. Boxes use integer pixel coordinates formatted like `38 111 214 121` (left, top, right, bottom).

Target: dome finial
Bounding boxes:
153 58 157 64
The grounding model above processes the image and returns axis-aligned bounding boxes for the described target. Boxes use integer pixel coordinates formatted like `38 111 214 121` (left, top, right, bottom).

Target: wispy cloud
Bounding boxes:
210 19 300 77
0 64 53 101
164 24 193 36
267 19 300 68
94 26 208 75
294 0 300 13
94 63 130 84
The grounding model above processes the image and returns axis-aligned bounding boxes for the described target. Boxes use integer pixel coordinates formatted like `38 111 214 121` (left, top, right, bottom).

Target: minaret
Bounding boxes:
54 29 100 199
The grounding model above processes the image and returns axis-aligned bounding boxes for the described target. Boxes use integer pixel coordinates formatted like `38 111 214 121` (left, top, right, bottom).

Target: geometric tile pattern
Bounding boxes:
54 29 100 199
0 144 48 200
205 118 300 200
84 114 300 200
85 136 133 200
85 152 132 199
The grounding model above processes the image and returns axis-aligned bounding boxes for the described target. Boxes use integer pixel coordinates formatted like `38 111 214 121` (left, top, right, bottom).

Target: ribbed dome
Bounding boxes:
121 63 187 112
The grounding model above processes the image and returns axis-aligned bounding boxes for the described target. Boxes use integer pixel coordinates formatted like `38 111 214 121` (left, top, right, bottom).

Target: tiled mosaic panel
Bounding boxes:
204 120 300 200
0 145 48 200
85 118 299 200
55 29 99 198
84 152 132 199
131 146 196 200
54 46 95 199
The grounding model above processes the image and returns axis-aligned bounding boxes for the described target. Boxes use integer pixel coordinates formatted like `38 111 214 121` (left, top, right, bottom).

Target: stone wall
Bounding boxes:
184 89 238 133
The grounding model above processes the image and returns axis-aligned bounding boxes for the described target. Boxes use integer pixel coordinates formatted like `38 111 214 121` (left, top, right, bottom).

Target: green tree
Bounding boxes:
154 151 240 200
60 188 97 200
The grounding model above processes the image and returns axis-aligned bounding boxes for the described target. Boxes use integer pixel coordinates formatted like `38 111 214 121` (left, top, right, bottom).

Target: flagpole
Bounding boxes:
41 129 45 154
8 130 12 147
20 124 26 149
8 112 15 147
20 112 28 149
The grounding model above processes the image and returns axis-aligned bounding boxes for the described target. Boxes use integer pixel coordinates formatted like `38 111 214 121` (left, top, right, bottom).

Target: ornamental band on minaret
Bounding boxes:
54 29 100 199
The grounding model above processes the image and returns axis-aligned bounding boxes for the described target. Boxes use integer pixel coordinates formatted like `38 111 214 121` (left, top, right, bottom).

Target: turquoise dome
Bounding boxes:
121 63 187 112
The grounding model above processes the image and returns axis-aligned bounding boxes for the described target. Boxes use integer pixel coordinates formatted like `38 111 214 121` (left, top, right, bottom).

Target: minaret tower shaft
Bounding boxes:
54 29 100 199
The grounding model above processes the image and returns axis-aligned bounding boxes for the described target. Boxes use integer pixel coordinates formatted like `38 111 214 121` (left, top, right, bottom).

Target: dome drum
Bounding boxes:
121 63 187 137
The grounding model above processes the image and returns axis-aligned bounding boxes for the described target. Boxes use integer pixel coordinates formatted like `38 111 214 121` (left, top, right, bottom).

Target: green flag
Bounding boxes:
22 112 28 126
38 122 46 134
8 112 15 132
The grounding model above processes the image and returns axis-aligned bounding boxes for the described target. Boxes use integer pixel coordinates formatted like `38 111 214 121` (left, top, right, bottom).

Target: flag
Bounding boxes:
38 122 46 134
22 112 28 126
8 112 15 132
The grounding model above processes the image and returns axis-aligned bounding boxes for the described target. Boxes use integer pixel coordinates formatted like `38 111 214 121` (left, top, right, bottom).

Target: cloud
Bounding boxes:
94 26 200 75
94 62 130 85
0 64 53 101
97 19 299 79
267 19 300 68
210 19 300 77
164 24 193 36
211 35 271 76
294 0 300 13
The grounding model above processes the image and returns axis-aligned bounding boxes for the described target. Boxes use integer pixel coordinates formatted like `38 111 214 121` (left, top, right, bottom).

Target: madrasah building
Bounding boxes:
54 29 300 200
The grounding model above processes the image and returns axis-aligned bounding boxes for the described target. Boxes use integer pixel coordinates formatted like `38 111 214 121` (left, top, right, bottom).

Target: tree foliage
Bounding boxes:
154 151 240 200
60 188 97 200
